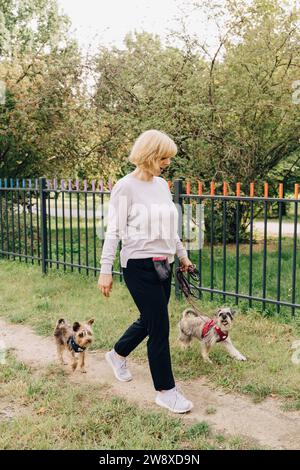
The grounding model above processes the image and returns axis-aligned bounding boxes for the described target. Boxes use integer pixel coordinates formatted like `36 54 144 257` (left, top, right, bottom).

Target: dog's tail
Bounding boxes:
54 318 66 334
181 308 199 320
178 308 198 339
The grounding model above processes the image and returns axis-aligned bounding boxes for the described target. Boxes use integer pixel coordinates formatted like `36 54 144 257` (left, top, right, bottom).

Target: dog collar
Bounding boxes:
67 336 86 353
201 320 228 342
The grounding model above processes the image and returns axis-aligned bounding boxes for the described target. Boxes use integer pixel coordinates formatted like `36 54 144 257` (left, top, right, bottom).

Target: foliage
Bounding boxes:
0 0 299 189
0 0 101 179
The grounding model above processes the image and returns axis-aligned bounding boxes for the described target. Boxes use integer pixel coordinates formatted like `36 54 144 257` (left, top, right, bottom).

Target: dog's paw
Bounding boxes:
80 368 87 374
235 354 247 361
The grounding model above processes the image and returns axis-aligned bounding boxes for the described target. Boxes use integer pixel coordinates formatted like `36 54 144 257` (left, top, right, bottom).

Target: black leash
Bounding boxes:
176 264 207 319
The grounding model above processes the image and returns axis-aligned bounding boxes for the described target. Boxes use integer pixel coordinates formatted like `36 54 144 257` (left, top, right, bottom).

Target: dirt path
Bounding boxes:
1 318 299 450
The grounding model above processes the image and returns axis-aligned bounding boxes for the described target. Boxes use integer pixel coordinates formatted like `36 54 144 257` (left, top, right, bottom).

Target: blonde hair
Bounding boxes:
128 129 177 172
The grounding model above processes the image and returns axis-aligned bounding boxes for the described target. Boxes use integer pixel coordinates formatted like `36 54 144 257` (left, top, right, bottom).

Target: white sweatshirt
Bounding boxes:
99 172 188 274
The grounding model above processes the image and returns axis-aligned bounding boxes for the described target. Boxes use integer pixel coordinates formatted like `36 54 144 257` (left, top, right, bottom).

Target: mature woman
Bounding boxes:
98 129 194 413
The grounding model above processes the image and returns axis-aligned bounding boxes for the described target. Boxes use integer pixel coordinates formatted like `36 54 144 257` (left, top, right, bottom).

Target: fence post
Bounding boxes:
39 177 48 274
174 178 183 300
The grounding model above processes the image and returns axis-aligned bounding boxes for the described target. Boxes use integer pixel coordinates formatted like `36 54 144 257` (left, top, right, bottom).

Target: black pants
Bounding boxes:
114 258 175 391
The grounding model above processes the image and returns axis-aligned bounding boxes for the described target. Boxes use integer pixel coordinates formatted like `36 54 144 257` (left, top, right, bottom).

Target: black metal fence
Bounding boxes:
0 176 299 315
176 179 299 316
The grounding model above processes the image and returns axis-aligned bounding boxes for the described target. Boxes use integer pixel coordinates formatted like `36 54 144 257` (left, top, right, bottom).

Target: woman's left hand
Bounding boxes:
179 256 194 273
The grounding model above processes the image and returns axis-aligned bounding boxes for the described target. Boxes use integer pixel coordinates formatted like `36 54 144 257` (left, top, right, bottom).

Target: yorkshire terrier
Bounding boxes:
54 318 94 373
178 307 246 363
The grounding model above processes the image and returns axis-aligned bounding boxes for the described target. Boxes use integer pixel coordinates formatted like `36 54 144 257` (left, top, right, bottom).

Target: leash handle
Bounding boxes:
175 265 207 320
188 264 198 274
178 263 198 274
176 264 199 298
176 268 191 298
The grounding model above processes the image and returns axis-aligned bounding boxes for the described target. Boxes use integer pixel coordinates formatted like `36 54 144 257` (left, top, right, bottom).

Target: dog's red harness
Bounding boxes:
176 265 229 342
201 319 228 342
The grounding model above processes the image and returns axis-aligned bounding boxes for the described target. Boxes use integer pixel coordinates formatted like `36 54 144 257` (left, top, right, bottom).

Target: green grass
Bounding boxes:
0 259 300 408
0 353 258 450
4 223 300 314
187 239 300 317
2 191 300 316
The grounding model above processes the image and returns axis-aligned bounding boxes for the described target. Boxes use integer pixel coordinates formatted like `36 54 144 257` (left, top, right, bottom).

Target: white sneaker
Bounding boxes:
155 386 193 413
105 349 133 382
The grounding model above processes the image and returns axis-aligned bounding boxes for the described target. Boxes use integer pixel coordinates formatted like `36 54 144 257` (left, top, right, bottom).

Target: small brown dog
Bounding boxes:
54 318 94 373
178 307 246 363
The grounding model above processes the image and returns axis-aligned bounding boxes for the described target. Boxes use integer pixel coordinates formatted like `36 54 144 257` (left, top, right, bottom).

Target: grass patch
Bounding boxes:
0 259 300 408
0 353 258 450
186 422 210 439
2 200 300 317
281 400 300 412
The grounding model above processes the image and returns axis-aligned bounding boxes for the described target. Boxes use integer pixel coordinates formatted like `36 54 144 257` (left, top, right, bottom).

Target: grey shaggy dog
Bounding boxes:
178 307 247 364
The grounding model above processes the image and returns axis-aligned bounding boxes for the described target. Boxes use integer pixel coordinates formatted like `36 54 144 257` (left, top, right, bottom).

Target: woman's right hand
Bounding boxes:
98 273 113 297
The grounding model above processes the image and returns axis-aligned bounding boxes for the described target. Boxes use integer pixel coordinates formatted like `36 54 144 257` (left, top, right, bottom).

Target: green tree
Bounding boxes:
0 0 101 179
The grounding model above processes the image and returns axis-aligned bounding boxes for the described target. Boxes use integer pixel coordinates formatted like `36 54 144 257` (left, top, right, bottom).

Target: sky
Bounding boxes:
57 0 219 53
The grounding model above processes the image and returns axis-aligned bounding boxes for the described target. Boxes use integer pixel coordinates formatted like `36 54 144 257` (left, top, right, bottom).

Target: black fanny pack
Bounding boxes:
152 256 171 282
